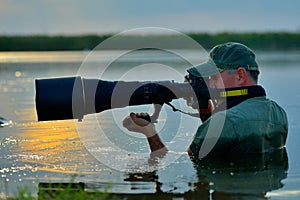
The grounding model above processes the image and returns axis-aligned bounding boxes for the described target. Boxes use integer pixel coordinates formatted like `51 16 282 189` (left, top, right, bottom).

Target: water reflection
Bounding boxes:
16 120 97 174
194 149 288 199
117 149 288 199
0 116 12 127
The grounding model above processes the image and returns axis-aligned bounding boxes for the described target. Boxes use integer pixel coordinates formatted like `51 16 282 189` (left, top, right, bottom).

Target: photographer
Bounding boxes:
123 42 288 159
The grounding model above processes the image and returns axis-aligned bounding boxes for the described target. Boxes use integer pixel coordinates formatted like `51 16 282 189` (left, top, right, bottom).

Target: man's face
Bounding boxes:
208 70 237 89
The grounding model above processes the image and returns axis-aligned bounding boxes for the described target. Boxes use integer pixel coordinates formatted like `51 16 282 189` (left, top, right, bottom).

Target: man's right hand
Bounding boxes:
123 113 157 138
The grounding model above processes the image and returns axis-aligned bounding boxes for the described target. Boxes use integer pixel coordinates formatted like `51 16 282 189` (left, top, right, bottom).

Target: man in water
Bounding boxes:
123 42 288 159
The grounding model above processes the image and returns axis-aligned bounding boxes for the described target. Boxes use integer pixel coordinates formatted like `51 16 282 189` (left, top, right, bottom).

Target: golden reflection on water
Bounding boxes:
16 113 99 175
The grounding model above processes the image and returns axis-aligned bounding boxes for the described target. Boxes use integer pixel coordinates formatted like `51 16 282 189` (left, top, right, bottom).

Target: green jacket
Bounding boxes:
190 97 288 159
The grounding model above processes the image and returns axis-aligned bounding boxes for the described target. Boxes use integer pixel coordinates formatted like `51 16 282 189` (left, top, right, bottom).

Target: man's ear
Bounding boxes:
236 67 248 85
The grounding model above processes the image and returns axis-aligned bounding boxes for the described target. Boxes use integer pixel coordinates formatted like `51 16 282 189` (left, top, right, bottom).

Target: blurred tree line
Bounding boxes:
0 32 299 51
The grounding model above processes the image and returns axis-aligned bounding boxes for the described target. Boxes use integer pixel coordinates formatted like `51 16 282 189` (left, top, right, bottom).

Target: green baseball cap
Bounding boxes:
187 42 259 77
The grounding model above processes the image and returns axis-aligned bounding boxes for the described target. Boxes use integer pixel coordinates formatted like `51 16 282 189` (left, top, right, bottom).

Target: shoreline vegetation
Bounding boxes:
0 32 299 51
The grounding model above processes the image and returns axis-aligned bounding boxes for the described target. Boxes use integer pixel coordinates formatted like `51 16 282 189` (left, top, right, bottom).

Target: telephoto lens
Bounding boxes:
35 76 209 121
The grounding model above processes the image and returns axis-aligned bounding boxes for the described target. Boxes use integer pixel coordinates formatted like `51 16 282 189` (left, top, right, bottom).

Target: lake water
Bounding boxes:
0 50 300 199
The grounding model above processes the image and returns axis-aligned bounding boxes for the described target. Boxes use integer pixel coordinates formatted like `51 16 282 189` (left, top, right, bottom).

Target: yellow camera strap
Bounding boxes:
219 89 248 98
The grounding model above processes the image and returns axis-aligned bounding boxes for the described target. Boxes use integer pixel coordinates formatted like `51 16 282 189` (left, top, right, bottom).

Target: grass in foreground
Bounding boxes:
7 181 119 200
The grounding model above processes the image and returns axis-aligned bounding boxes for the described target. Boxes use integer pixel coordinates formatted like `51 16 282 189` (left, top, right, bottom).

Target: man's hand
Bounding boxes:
123 112 166 153
123 113 157 138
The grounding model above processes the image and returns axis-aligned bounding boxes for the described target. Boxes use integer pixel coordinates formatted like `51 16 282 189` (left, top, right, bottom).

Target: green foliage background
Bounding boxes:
0 32 299 51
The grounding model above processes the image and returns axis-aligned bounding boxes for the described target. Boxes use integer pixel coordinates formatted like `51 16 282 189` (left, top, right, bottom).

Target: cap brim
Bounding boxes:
187 60 220 77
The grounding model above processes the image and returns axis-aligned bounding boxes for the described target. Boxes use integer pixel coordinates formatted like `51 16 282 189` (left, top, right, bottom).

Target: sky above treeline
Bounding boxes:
1 0 299 35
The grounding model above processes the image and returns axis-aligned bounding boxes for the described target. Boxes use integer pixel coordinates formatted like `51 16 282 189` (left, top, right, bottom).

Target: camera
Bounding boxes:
35 75 210 121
